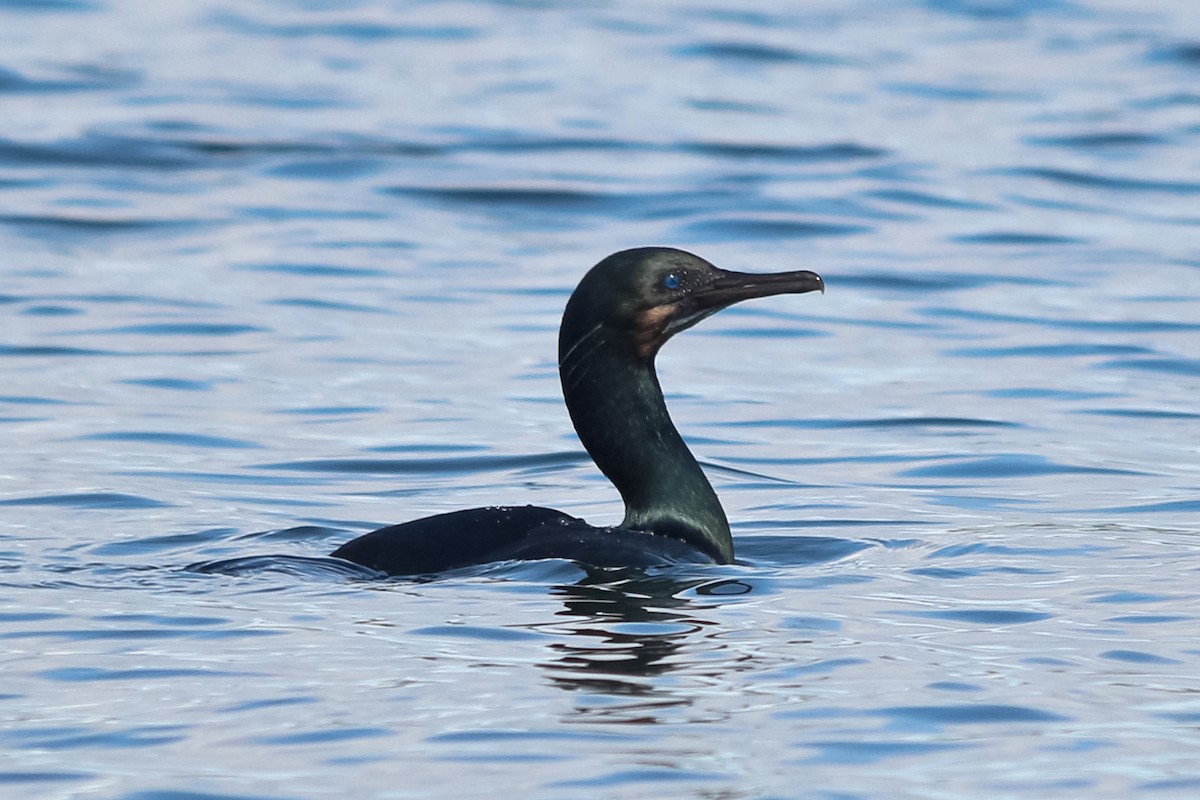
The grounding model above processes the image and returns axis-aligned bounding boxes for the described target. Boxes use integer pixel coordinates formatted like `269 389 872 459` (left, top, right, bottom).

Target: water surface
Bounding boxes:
2 1 1199 798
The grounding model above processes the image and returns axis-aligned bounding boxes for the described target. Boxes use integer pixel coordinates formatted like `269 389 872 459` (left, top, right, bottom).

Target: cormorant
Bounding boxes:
330 247 823 575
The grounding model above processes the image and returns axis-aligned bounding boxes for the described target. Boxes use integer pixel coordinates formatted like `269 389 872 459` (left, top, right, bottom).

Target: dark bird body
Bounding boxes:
330 248 823 576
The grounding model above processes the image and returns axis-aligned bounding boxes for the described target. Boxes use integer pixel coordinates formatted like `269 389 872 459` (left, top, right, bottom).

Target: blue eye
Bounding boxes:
663 272 681 290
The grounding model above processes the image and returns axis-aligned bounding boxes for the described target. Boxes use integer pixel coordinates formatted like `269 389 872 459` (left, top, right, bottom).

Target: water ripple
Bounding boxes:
953 231 1085 245
0 345 115 357
1100 649 1181 665
0 134 198 169
97 323 264 336
237 262 388 278
679 216 871 240
900 609 1053 625
210 11 479 42
1079 408 1200 420
186 555 384 579
121 378 220 391
1090 591 1175 604
799 739 966 765
1095 499 1200 514
1146 42 1200 68
4 0 90 8
0 64 138 93
899 454 1142 479
0 492 170 509
730 416 1015 430
675 41 841 65
736 535 874 566
78 432 261 449
0 771 91 785
40 667 250 682
253 727 391 746
925 0 1079 20
866 187 996 210
1099 357 1200 377
1005 166 1200 195
877 704 1069 726
928 308 1200 333
255 452 585 475
5 724 187 750
682 141 887 161
1026 132 1167 149
949 343 1152 358
396 185 616 212
0 213 198 236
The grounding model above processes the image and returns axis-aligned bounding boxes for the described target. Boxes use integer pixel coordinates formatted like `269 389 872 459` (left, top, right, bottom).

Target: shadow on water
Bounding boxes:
186 553 386 580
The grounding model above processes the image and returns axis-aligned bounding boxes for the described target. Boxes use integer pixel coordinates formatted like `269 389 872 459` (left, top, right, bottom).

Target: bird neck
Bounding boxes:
559 327 733 563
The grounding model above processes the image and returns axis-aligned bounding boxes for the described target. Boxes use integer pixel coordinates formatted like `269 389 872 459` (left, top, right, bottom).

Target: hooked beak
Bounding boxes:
638 267 825 357
692 267 825 311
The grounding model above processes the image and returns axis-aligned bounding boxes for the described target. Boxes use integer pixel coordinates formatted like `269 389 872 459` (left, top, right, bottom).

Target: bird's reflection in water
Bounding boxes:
533 570 757 722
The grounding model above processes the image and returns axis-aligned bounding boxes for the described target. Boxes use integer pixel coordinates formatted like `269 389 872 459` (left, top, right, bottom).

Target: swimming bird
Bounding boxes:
330 247 823 575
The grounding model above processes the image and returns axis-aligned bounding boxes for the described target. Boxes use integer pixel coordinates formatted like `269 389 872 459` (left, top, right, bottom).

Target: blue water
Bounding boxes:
3 0 1199 797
